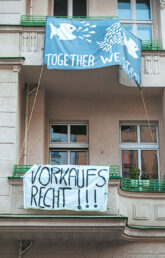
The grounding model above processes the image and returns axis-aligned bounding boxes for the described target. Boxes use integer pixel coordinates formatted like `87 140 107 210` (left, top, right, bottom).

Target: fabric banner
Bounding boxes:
44 17 141 86
23 165 109 211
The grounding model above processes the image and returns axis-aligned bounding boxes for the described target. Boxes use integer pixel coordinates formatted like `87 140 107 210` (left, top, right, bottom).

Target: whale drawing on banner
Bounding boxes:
50 23 77 40
123 32 139 59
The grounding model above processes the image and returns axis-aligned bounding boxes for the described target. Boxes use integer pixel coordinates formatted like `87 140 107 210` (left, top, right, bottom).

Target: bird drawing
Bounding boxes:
50 23 77 40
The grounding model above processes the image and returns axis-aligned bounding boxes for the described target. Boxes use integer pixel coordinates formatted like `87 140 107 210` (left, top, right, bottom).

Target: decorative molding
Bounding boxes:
21 32 44 53
155 204 165 221
13 65 22 73
132 204 149 220
144 55 160 74
160 0 165 9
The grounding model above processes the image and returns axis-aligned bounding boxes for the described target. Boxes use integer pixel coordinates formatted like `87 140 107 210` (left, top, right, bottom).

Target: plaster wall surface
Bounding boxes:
1 240 165 258
0 0 26 25
88 0 117 16
0 33 20 57
0 67 21 213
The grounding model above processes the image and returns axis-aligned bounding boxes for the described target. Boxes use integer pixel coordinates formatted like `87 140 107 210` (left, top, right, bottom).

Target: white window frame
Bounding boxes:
120 122 160 178
53 0 88 17
49 122 88 165
118 0 153 39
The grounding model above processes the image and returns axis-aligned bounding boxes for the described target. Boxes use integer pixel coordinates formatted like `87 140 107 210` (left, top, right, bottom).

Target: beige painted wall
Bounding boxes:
88 0 117 16
1 240 165 258
25 86 165 177
27 85 45 164
0 0 26 24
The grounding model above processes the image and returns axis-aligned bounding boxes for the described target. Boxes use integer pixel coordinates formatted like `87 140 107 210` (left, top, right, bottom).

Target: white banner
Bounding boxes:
23 165 109 211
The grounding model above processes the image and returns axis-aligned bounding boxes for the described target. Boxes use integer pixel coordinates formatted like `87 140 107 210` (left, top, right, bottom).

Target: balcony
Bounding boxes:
7 164 165 232
20 15 163 51
10 164 165 193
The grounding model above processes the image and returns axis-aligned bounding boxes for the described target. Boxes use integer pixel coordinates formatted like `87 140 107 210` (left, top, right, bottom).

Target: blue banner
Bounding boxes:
44 17 141 87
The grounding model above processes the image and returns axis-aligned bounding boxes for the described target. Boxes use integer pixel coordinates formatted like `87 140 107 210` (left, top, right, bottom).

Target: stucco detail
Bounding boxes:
160 0 165 9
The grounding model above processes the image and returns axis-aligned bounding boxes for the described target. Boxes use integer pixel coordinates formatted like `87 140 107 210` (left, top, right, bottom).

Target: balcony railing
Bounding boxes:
20 15 163 51
10 164 165 192
10 164 121 179
142 40 163 51
121 178 165 193
20 15 117 26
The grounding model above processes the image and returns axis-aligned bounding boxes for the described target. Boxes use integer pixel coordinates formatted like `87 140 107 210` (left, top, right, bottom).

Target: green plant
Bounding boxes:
141 173 150 180
151 173 158 179
129 167 140 179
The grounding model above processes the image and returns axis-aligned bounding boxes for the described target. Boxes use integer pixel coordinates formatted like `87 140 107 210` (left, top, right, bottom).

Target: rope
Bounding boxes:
19 65 44 163
140 88 155 143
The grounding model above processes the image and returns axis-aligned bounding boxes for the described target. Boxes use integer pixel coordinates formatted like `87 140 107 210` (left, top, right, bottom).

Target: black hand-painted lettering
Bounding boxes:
77 169 85 188
50 167 60 184
78 188 81 209
43 188 52 208
38 186 45 208
31 165 41 184
94 189 97 208
68 168 77 186
59 187 72 207
86 189 89 208
52 189 60 208
86 169 96 187
96 169 107 187
38 167 51 186
31 185 38 206
59 168 69 185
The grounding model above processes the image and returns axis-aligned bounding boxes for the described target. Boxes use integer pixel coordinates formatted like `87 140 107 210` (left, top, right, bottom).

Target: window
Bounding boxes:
120 123 159 178
118 0 152 40
49 123 88 165
53 0 87 17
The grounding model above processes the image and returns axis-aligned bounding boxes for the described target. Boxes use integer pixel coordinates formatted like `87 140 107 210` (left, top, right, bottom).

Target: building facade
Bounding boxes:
1 0 165 257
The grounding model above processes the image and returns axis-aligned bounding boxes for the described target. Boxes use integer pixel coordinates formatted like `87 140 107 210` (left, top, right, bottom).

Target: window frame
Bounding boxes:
49 122 89 165
120 122 160 178
118 0 153 40
53 0 88 17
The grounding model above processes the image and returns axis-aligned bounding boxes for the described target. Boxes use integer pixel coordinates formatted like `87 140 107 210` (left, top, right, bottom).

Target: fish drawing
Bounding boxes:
96 22 124 53
50 23 77 40
123 33 139 59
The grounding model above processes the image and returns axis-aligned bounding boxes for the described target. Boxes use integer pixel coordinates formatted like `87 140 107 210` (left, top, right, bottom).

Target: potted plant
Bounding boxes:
150 173 159 191
141 173 150 190
129 167 140 188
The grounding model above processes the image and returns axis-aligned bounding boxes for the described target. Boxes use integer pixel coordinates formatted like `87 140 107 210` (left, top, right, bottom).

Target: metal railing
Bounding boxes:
11 164 165 192
121 178 165 193
20 15 117 26
20 15 163 51
142 40 163 51
11 164 121 179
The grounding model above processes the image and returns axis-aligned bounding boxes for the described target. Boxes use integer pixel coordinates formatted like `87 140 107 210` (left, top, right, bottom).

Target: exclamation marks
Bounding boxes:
94 189 97 208
78 189 81 209
86 189 89 208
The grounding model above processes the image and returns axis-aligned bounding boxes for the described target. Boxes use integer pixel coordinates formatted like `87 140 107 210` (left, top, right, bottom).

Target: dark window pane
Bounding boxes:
118 0 131 19
137 25 152 40
122 150 138 177
70 151 87 165
136 0 151 20
54 0 67 16
51 125 68 142
73 0 87 17
121 125 137 142
70 125 87 143
51 151 68 165
140 125 157 143
141 150 158 178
